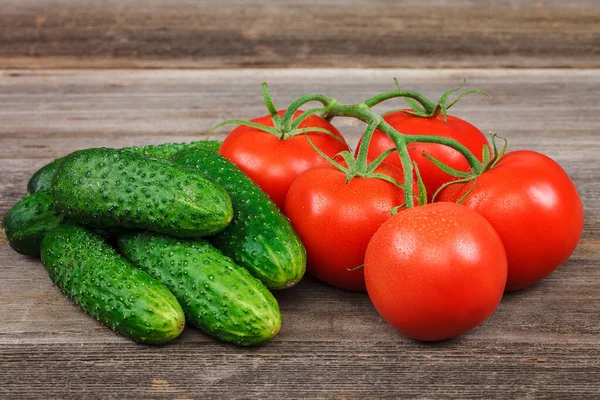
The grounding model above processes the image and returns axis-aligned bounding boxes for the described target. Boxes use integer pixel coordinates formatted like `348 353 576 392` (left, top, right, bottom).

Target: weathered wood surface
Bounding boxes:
1 69 599 398
1 0 599 69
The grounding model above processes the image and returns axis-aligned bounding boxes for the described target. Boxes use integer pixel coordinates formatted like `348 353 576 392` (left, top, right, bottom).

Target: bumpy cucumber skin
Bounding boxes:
41 225 185 344
118 232 282 346
130 140 222 159
27 141 221 194
2 190 64 256
52 148 232 237
171 149 306 289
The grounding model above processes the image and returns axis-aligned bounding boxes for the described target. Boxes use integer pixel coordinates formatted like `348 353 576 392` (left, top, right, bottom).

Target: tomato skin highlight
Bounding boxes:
219 110 350 209
358 111 489 199
284 163 407 291
365 202 507 341
437 150 584 291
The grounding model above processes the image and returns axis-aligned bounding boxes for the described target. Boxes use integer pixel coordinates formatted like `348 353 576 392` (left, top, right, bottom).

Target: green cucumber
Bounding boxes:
2 190 64 256
27 141 221 194
41 224 185 344
118 231 282 346
52 148 232 237
27 158 64 194
171 149 306 289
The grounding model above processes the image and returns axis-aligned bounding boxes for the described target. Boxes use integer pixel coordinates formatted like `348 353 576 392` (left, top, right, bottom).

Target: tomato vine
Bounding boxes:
211 80 489 208
276 81 487 208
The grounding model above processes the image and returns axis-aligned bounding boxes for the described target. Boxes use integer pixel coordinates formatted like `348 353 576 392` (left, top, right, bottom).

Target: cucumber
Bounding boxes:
27 158 64 194
171 149 306 289
41 224 185 344
118 231 282 346
2 190 63 256
27 141 221 194
52 148 233 237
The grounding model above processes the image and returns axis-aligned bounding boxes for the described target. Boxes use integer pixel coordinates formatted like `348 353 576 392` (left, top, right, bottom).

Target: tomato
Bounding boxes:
365 202 507 341
284 163 408 291
437 150 584 291
219 110 350 208
357 111 489 199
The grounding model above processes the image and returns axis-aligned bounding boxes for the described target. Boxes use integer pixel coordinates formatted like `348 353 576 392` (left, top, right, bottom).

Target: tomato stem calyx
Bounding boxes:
208 83 342 143
388 78 490 122
303 132 407 190
429 133 509 202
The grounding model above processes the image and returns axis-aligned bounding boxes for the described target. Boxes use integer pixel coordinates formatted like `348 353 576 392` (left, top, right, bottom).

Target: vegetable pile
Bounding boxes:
2 80 584 344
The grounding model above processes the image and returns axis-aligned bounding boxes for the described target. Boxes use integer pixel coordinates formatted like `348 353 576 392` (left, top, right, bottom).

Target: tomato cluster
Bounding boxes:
216 85 583 341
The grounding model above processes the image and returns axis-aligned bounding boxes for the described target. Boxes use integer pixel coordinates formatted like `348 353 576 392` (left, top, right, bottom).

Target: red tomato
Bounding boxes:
357 111 489 199
284 163 407 291
219 110 350 208
437 150 584 291
365 202 507 341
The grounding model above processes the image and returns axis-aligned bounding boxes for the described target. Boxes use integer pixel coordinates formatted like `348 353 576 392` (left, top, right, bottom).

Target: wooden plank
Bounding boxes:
1 0 599 69
0 69 599 398
1 341 599 399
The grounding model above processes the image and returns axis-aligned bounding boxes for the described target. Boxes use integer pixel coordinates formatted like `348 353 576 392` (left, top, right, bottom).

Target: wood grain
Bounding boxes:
1 69 599 398
1 0 599 69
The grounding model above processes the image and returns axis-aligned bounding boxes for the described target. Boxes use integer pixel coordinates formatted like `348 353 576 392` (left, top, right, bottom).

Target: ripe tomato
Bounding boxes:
219 110 350 208
365 202 507 341
357 111 489 198
437 150 584 291
284 163 407 291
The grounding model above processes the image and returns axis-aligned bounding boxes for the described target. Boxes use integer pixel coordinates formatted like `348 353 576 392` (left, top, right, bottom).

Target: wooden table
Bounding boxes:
1 2 599 399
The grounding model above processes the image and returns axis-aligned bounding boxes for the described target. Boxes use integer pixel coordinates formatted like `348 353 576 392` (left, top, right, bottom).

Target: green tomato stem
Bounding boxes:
404 135 484 175
280 94 335 132
363 90 436 114
354 117 380 175
377 123 415 207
